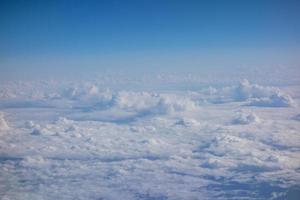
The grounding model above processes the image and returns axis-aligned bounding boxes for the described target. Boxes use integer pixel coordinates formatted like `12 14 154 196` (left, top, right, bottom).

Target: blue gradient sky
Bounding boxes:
0 0 300 79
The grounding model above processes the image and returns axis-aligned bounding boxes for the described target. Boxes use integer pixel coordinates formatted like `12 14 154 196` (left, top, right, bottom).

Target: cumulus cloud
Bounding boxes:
204 79 297 107
30 128 43 136
1 79 300 199
232 111 260 125
174 117 200 127
246 92 295 107
62 85 114 109
20 156 49 168
152 95 198 114
24 121 35 129
0 112 9 130
112 91 158 112
233 79 275 101
111 92 198 115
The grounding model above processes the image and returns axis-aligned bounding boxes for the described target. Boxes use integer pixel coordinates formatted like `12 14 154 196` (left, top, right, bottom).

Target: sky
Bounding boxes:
0 0 300 79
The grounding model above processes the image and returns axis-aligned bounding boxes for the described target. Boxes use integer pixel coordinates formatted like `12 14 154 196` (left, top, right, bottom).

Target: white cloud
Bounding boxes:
246 92 295 107
232 111 261 125
0 112 9 131
0 79 299 199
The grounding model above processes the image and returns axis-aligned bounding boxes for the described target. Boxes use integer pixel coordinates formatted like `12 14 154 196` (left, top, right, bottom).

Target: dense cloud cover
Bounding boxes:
0 79 299 199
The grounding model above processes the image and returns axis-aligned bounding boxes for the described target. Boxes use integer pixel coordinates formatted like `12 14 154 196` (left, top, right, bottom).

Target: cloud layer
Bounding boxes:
0 79 299 199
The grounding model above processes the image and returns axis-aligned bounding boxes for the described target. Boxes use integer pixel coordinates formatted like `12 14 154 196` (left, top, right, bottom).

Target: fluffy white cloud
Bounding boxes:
0 112 9 131
0 79 299 199
233 79 275 101
232 111 260 125
246 92 295 107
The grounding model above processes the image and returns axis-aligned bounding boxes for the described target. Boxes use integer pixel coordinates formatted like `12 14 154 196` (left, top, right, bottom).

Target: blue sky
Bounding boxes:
0 0 300 79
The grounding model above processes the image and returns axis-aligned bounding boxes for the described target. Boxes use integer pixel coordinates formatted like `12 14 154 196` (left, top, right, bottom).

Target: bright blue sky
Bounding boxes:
0 0 300 79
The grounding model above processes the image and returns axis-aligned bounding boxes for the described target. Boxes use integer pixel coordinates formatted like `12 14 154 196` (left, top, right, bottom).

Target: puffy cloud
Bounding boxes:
1 79 299 199
206 79 297 107
233 79 275 101
232 111 260 125
246 92 295 107
0 112 9 130
152 95 198 114
174 117 200 127
113 91 158 112
20 156 48 168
